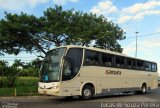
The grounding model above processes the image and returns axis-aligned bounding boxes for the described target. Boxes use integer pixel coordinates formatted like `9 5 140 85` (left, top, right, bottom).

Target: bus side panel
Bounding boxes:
61 79 82 96
60 67 158 97
80 66 127 94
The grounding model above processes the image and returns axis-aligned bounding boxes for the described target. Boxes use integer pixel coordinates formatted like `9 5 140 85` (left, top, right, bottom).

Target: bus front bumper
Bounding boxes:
38 88 62 96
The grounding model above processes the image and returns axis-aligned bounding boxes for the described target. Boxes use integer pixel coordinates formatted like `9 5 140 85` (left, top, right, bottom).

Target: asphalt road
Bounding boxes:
1 87 160 108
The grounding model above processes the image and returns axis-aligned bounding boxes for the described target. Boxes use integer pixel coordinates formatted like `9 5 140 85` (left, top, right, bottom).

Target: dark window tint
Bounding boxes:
152 63 157 72
137 60 144 70
133 60 136 69
127 58 132 69
62 48 83 81
101 53 114 67
84 50 99 66
115 56 126 68
144 62 152 71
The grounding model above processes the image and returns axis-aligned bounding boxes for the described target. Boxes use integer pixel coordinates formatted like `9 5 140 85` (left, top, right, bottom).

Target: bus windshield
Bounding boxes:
40 48 66 82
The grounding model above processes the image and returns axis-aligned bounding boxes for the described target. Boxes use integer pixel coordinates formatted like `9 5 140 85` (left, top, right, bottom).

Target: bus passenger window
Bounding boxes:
127 58 132 69
84 50 99 66
115 56 125 68
144 62 151 71
133 60 136 69
101 53 113 67
137 60 144 70
152 63 157 72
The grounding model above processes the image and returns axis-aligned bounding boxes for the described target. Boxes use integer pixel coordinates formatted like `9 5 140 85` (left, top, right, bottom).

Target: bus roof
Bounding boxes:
56 45 157 64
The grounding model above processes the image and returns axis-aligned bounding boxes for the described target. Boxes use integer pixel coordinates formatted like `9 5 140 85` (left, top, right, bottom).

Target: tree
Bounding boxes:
0 60 8 76
43 5 73 47
0 5 125 56
0 12 47 56
5 66 18 87
16 58 41 77
0 60 18 87
67 12 98 46
93 18 125 52
12 59 24 68
31 58 42 69
0 60 8 87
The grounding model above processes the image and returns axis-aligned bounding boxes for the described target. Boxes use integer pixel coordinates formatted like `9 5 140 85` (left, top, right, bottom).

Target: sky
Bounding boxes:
0 0 160 74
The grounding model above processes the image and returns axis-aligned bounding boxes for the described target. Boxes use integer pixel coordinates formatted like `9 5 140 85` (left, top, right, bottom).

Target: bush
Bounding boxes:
16 77 39 87
0 67 18 87
0 77 39 96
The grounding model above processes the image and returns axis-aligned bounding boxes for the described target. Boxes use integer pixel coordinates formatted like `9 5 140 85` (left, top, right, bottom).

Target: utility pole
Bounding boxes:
135 32 139 58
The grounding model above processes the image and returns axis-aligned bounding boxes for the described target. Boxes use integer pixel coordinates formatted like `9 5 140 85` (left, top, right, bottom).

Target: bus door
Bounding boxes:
61 48 83 96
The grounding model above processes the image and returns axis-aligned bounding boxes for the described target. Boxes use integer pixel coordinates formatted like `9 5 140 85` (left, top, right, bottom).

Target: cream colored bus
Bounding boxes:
38 45 158 99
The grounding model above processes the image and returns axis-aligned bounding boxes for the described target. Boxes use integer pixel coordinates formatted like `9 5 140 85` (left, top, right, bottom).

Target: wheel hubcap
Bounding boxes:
142 87 146 93
84 89 91 97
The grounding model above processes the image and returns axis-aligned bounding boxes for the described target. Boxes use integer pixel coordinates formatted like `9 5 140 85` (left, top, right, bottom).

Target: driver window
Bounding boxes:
63 61 72 76
62 48 83 81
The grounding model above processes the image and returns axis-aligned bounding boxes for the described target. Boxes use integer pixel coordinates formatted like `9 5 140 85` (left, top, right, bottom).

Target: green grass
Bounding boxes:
16 86 39 96
0 88 14 96
0 77 40 96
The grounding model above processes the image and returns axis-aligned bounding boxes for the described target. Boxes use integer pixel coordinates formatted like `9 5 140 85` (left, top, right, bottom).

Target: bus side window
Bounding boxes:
127 58 132 69
133 60 136 69
144 62 151 71
152 63 157 72
137 60 144 70
101 53 113 67
115 56 125 68
84 49 99 66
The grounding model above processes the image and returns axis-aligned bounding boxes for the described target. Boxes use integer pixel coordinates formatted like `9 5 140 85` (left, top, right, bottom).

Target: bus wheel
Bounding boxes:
65 96 73 100
141 84 147 94
81 85 93 100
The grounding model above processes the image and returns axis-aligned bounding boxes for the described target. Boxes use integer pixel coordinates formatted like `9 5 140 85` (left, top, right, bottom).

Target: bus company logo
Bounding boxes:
105 70 121 75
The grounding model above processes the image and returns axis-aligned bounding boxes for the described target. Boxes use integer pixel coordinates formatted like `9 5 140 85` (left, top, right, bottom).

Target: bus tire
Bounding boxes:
80 85 94 100
65 96 73 100
141 84 147 94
